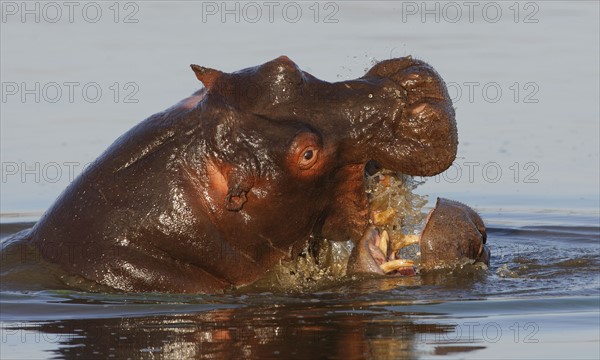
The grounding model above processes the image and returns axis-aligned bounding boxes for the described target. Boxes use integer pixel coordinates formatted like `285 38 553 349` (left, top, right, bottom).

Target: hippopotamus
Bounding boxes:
3 56 489 293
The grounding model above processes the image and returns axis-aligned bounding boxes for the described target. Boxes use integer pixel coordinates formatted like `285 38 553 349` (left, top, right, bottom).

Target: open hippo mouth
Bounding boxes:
346 169 491 277
345 169 423 277
349 226 417 276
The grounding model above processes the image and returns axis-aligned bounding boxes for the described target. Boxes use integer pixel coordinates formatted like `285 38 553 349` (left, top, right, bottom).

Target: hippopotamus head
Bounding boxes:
28 56 459 293
188 56 457 247
419 198 491 269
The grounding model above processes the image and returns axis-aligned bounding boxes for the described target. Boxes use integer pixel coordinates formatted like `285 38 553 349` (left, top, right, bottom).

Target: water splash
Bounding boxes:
366 169 428 257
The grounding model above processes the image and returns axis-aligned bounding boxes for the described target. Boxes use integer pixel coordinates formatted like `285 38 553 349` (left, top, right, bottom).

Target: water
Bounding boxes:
1 1 599 359
1 208 598 359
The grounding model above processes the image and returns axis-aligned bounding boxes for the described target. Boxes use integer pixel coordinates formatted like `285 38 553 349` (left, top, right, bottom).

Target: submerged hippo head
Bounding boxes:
29 56 458 293
348 198 490 276
419 198 490 269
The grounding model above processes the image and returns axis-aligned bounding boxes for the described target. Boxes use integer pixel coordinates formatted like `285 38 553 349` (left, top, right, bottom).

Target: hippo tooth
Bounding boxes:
379 259 414 274
372 207 396 226
378 230 389 256
391 234 420 251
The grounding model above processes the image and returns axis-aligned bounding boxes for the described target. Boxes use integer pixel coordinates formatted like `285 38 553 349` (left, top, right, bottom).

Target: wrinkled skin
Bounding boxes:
9 56 485 293
347 198 490 276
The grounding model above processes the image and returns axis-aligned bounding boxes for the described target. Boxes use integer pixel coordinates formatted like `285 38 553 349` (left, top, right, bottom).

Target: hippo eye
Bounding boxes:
298 147 319 170
288 132 323 174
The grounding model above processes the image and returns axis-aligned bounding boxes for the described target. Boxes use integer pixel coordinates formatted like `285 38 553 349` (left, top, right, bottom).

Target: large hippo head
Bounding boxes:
28 56 458 293
189 56 457 244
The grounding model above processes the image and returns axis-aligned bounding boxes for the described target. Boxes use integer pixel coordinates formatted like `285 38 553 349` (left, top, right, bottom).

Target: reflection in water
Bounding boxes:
4 304 473 359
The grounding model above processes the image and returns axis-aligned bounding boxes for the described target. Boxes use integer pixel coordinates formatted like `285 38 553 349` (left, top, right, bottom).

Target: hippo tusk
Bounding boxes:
379 259 414 274
391 234 420 251
378 230 389 256
372 207 396 226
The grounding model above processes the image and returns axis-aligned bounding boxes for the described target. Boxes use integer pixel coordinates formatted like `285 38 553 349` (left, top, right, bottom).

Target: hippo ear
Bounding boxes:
224 169 254 211
190 64 223 91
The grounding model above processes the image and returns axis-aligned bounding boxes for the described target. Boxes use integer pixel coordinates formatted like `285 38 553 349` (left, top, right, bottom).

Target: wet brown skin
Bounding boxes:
348 198 490 276
23 56 459 293
420 198 490 269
